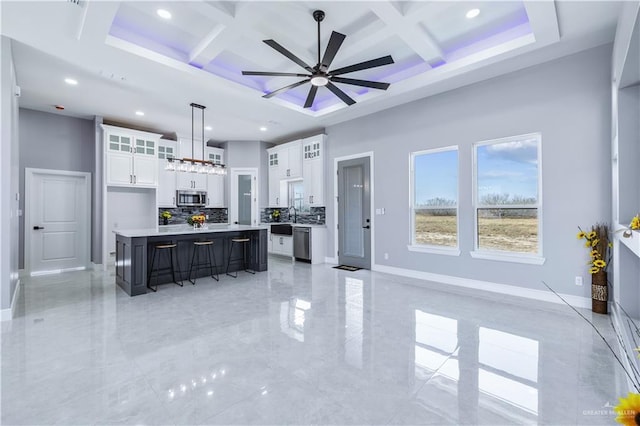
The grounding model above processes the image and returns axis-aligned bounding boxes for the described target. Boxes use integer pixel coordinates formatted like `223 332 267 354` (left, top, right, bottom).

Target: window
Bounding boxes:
473 133 542 259
288 181 304 211
410 147 459 252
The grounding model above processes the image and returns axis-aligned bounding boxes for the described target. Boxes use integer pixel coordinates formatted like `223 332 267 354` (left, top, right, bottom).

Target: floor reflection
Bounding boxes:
1 257 625 425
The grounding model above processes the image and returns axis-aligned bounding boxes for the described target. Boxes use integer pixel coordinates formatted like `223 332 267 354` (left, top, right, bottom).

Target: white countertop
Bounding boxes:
261 222 327 229
114 224 268 238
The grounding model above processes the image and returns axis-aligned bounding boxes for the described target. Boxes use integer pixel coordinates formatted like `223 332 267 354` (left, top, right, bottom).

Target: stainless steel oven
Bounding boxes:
176 190 207 207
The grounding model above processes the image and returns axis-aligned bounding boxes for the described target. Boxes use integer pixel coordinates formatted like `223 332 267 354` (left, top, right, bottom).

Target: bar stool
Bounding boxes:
147 242 183 292
225 235 255 278
188 240 219 284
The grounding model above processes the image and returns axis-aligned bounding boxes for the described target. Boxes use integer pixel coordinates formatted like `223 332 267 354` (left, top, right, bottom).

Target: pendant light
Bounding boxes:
165 103 227 175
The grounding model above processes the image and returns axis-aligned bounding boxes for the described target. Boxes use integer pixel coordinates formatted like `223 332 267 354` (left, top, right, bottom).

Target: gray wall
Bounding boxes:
1 36 20 311
325 44 612 298
18 108 95 269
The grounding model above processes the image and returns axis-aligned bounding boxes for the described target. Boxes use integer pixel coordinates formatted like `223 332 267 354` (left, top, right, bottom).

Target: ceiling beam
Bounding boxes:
370 2 445 64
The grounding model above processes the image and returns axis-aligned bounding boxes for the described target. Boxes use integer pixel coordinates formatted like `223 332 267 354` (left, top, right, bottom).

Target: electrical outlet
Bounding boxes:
575 276 583 286
384 253 389 260
205 215 209 220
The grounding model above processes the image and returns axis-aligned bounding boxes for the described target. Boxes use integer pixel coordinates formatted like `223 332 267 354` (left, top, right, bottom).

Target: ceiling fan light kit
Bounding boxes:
165 103 227 175
242 10 394 108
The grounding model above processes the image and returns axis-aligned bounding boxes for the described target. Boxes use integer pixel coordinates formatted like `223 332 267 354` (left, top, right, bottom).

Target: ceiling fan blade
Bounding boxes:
331 76 390 90
320 31 346 71
263 40 314 72
242 71 311 77
330 55 395 76
326 81 355 106
303 85 319 108
263 79 310 99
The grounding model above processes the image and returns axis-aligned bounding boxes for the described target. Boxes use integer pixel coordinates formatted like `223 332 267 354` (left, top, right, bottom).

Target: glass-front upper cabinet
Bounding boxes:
108 134 131 153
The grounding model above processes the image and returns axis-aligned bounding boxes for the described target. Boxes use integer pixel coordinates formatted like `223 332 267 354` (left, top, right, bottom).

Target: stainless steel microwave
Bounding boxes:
176 190 207 207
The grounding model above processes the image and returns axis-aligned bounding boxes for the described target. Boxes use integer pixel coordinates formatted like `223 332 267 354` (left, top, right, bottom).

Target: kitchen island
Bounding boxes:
114 224 268 296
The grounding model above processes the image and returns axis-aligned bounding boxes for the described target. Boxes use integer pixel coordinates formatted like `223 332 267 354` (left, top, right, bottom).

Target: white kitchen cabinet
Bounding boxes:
157 139 177 207
205 147 224 165
204 147 225 207
104 126 159 188
302 134 326 206
206 175 225 207
270 233 293 257
268 166 282 207
177 172 207 191
268 147 283 207
279 140 302 179
267 141 302 206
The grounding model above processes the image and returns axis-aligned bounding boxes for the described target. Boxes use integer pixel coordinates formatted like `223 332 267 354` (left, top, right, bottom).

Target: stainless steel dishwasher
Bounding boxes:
293 226 311 261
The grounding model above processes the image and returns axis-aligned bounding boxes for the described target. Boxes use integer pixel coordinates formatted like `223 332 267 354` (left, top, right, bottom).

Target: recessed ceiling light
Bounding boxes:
135 111 145 116
466 8 480 19
260 127 267 132
55 105 65 110
64 78 78 85
157 9 172 19
205 126 212 131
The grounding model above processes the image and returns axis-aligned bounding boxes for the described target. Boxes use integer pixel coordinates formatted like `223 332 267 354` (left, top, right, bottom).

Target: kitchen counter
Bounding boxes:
114 225 268 296
262 222 327 228
116 224 268 238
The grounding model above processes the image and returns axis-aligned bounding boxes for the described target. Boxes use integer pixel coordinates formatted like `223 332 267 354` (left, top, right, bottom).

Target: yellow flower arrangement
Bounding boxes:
576 223 610 274
630 215 640 231
614 392 640 425
161 211 172 220
188 214 206 226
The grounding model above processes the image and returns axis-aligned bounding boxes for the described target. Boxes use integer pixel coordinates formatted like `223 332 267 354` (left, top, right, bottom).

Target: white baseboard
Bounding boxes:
325 257 338 264
1 278 21 321
372 264 591 309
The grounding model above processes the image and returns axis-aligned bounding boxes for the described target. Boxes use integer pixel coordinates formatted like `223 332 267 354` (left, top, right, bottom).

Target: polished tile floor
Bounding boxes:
1 256 628 425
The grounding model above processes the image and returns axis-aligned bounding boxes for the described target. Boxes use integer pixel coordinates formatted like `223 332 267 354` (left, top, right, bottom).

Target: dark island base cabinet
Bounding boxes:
115 229 268 296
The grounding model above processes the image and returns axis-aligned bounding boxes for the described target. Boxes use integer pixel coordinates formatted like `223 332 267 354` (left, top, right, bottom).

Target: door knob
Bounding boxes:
33 226 44 230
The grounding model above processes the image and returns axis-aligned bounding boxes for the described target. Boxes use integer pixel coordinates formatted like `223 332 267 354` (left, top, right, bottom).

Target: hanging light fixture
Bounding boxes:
165 103 227 175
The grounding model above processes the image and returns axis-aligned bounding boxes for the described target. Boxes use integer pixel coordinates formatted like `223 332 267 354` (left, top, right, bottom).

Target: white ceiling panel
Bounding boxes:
0 1 623 141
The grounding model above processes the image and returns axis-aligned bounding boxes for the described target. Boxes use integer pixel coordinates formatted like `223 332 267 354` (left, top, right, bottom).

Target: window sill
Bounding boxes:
470 250 545 265
407 245 461 256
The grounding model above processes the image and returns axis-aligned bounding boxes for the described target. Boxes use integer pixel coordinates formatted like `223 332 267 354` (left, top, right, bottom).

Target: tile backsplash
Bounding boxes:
261 206 325 225
158 207 228 226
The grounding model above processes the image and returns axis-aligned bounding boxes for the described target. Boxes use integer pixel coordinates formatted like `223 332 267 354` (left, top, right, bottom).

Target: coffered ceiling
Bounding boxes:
0 1 622 142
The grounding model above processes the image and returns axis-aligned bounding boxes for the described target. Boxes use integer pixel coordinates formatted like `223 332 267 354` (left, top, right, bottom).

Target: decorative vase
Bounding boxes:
163 218 168 225
591 270 608 314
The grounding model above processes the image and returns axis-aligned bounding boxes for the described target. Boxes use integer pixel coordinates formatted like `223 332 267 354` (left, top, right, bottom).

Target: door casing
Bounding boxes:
230 168 259 225
333 152 375 267
25 168 91 275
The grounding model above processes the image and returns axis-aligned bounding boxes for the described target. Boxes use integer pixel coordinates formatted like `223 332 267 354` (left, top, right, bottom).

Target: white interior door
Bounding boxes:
26 169 91 275
230 168 258 225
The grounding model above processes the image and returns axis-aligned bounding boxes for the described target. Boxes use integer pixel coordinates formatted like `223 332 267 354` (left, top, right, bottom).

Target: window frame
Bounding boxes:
409 145 460 256
471 132 544 264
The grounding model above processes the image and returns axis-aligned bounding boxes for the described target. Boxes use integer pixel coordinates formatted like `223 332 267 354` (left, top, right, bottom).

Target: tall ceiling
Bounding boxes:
0 1 622 142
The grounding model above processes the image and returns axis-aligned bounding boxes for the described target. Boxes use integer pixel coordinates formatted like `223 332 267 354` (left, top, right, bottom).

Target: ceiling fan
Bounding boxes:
242 10 394 108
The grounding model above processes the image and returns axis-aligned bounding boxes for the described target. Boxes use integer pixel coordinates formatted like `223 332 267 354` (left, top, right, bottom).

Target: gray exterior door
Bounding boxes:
338 157 371 269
